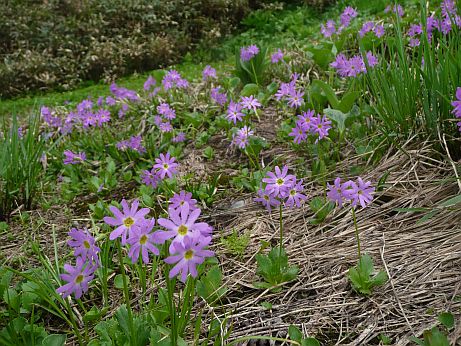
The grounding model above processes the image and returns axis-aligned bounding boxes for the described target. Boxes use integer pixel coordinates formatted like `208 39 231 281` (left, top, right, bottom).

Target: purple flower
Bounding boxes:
211 87 227 106
127 219 160 264
116 136 146 153
240 45 259 61
275 81 296 101
296 110 316 131
254 186 280 212
63 150 86 165
110 83 139 102
144 76 156 91
321 20 336 38
95 109 111 126
312 114 332 140
172 132 186 143
156 204 213 253
226 101 245 124
169 191 198 211
359 21 375 37
407 24 423 37
157 103 176 120
240 96 261 113
232 126 254 149
153 152 178 179
385 4 404 17
56 257 96 299
67 228 100 262
374 24 385 38
159 121 173 133
287 89 304 108
452 87 461 131
262 165 296 198
345 56 366 77
327 177 344 207
409 38 421 47
164 235 214 282
284 180 307 208
103 199 149 244
202 65 217 81
162 70 188 91
344 178 375 208
441 0 456 17
141 169 161 188
271 49 284 63
365 51 379 68
289 124 307 144
339 6 358 29
330 54 350 77
106 96 117 106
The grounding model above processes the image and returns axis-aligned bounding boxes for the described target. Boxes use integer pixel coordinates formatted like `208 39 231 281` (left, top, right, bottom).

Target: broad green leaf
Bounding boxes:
324 108 347 133
372 270 388 287
358 254 374 277
440 195 461 207
288 325 303 342
114 274 129 290
313 80 339 109
338 91 361 113
42 334 67 346
438 312 454 330
240 83 260 97
302 337 321 346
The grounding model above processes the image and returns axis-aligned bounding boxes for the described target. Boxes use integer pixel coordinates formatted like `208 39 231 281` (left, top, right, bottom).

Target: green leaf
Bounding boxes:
288 325 303 342
358 254 374 277
114 274 129 290
313 80 339 109
42 334 67 346
440 195 461 207
302 337 321 346
260 301 272 310
240 83 260 97
371 270 388 287
196 266 227 305
324 108 347 133
338 91 361 113
438 312 454 330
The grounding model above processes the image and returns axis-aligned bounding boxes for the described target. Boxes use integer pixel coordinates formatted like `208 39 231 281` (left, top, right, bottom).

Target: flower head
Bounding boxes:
56 257 96 299
284 180 307 208
164 235 214 282
169 191 198 211
63 150 86 165
240 96 261 113
226 101 245 124
127 219 161 264
67 228 100 262
103 199 149 244
262 166 296 198
271 49 284 63
156 204 213 253
254 186 281 212
202 65 217 81
153 152 178 179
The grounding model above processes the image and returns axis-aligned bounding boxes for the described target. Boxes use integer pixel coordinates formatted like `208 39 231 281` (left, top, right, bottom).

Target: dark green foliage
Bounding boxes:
0 0 252 98
254 247 298 290
348 254 388 295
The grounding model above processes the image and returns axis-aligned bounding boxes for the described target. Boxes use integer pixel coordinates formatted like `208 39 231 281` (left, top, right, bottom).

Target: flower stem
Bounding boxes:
116 240 135 343
251 60 259 85
279 203 283 259
351 207 361 259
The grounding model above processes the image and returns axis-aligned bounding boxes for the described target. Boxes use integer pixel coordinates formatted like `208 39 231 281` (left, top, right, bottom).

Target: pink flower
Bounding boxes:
153 152 178 179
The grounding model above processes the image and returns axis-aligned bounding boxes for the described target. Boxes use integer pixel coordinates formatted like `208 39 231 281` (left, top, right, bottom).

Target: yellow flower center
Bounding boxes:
139 234 148 245
290 189 296 196
184 250 194 260
163 163 169 169
276 178 284 186
83 240 91 249
178 224 188 236
123 217 134 228
75 274 84 284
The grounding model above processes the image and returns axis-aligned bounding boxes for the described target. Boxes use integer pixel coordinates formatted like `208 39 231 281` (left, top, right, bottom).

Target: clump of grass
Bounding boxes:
0 114 44 220
220 229 251 258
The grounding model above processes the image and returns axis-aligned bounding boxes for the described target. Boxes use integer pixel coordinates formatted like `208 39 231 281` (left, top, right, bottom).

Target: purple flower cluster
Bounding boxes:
211 87 228 106
103 197 214 282
116 135 146 154
359 21 385 38
240 45 260 62
162 70 189 91
63 150 86 165
110 83 140 103
407 24 423 47
271 49 284 63
289 110 332 144
202 65 217 81
452 87 461 132
172 132 186 143
384 4 404 17
56 228 100 299
255 165 307 211
143 76 156 91
232 126 254 149
330 51 378 78
154 103 176 133
327 177 375 209
141 152 178 188
321 7 358 38
275 73 304 109
226 96 261 125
